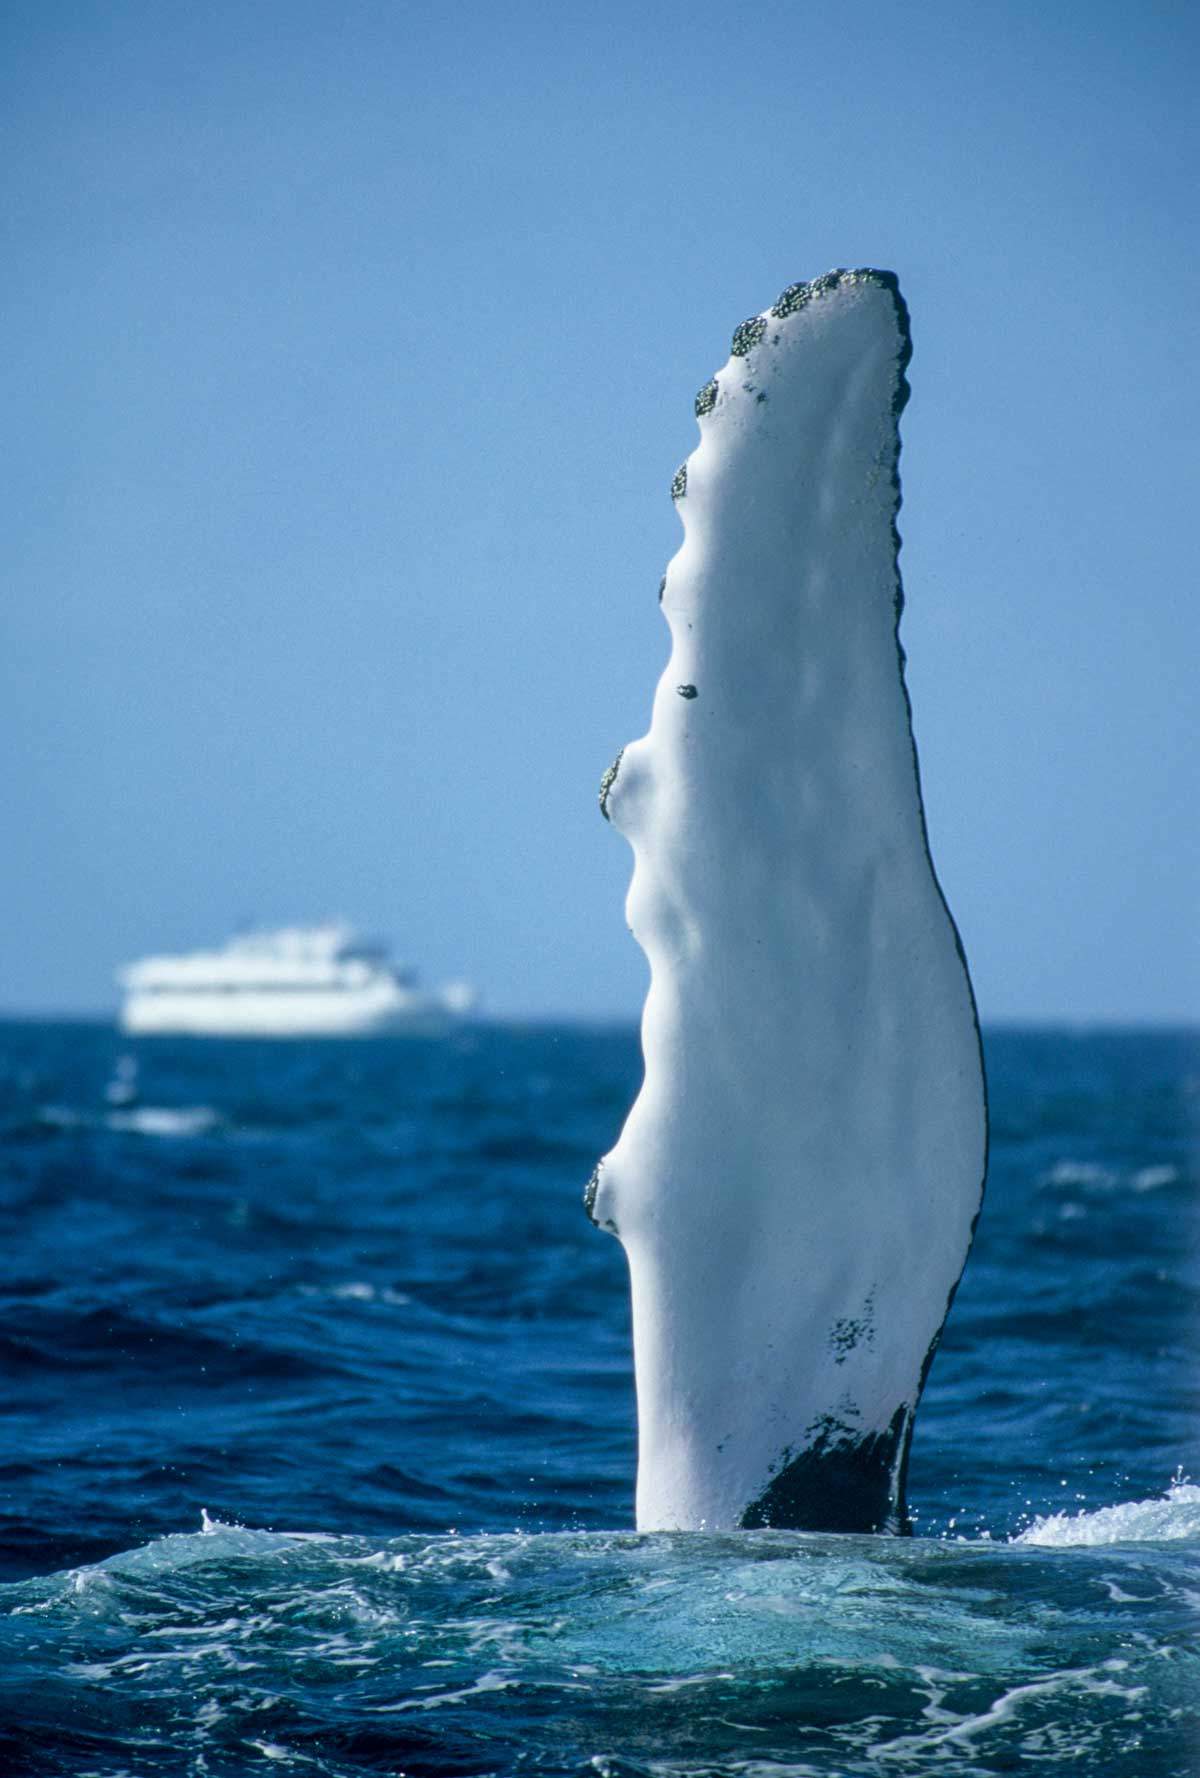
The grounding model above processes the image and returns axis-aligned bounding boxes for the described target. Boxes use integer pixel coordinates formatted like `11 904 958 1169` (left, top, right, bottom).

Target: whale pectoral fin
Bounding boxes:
594 270 987 1535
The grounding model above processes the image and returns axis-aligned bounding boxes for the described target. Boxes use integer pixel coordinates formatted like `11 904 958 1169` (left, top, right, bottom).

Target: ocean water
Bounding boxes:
0 1020 1196 1776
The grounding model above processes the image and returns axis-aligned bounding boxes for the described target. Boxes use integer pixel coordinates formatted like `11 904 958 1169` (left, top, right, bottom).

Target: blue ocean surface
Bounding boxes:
0 1020 1196 1776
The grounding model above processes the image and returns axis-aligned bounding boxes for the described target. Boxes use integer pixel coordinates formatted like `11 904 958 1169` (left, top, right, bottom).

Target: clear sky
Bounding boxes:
2 0 1196 1022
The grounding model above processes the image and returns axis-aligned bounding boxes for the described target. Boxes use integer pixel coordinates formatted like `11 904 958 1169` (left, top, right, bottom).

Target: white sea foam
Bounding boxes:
106 1105 219 1137
201 1508 243 1535
375 1669 518 1713
297 1281 411 1307
1130 1164 1179 1191
38 1101 219 1137
1015 1481 1200 1547
1045 1161 1115 1189
1043 1159 1181 1194
873 1660 1150 1765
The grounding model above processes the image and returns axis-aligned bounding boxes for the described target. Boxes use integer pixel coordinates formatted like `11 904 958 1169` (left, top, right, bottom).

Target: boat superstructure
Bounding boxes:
117 924 474 1037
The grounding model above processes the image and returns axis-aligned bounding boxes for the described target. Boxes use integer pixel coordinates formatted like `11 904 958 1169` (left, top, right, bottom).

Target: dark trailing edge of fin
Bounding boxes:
741 1404 912 1535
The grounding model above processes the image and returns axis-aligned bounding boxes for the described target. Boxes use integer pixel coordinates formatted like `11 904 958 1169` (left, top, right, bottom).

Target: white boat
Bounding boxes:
116 924 475 1038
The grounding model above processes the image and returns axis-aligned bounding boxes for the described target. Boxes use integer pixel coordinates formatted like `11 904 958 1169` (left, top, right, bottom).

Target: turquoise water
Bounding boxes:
0 1023 1196 1774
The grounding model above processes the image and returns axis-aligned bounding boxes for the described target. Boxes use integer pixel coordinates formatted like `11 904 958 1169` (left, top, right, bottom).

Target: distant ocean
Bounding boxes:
0 1020 1196 1776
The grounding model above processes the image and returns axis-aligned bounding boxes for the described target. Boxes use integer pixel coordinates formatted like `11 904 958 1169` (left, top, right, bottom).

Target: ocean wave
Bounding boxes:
0 1301 340 1383
2 1022 1197 1775
1 1517 1194 1776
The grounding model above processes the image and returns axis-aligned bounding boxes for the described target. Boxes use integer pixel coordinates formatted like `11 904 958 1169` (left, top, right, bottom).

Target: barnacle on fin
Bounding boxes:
671 464 688 502
772 268 893 321
730 316 767 357
772 281 811 319
584 1162 617 1235
694 378 718 417
598 749 624 822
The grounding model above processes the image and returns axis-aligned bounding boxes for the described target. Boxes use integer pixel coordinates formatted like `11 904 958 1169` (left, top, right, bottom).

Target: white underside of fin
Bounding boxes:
594 271 986 1533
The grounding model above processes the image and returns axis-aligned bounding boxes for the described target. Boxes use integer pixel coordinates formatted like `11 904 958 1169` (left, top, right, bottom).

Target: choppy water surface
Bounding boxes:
0 1023 1196 1775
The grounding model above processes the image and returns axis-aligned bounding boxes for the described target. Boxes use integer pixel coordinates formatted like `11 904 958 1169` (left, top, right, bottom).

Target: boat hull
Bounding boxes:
118 989 461 1039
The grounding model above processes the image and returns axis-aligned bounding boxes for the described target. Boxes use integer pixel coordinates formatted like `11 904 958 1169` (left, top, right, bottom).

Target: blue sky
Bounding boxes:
2 0 1196 1021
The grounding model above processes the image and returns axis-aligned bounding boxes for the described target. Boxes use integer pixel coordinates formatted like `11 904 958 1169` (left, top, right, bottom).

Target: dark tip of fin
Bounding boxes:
741 1406 912 1534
